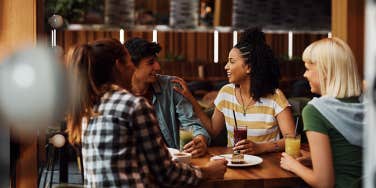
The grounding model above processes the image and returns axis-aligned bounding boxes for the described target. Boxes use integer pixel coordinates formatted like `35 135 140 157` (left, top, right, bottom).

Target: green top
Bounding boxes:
302 98 362 188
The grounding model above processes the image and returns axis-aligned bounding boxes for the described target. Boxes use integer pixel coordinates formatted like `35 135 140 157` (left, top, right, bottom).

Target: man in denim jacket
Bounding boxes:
125 38 210 157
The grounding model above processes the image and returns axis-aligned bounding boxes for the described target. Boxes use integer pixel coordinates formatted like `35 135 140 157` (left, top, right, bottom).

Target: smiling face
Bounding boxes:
224 48 251 84
303 62 321 95
132 56 161 84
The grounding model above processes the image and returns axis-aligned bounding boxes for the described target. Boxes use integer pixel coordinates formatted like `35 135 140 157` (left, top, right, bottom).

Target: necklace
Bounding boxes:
237 87 253 116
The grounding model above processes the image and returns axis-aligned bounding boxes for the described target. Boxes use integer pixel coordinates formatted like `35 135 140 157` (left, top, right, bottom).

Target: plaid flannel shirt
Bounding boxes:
82 87 202 187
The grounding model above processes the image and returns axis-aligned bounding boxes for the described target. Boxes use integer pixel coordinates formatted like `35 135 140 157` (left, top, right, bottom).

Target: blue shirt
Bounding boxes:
151 75 211 148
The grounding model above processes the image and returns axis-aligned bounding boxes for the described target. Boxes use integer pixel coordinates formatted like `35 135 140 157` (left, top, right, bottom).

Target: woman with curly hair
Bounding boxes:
173 28 295 155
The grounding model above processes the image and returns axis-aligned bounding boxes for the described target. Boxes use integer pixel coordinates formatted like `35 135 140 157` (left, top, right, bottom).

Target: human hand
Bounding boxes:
183 135 207 158
232 139 263 155
171 77 195 101
200 158 227 179
280 152 301 172
296 150 311 167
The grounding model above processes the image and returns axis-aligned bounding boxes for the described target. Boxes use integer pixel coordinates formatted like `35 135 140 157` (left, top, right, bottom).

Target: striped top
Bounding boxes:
214 84 290 147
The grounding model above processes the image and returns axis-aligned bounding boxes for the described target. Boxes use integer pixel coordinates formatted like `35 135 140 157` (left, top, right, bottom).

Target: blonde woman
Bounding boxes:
280 37 364 188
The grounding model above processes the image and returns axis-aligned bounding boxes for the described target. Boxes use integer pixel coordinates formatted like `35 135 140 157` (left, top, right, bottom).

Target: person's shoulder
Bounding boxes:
263 89 288 105
268 89 287 99
114 90 153 114
106 87 146 107
218 83 235 93
302 103 329 133
156 74 172 83
302 103 321 118
154 74 175 90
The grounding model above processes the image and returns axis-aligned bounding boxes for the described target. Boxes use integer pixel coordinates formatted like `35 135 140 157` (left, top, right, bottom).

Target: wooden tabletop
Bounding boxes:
192 147 305 188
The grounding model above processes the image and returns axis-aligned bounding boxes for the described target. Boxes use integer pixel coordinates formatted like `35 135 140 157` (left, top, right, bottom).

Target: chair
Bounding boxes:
39 126 84 188
288 97 311 143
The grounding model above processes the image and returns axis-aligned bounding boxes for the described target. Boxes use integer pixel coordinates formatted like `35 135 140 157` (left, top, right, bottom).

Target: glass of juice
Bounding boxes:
179 127 193 151
285 134 301 158
234 125 247 145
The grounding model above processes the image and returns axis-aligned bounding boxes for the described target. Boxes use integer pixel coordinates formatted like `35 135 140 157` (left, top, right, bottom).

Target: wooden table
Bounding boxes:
192 147 306 188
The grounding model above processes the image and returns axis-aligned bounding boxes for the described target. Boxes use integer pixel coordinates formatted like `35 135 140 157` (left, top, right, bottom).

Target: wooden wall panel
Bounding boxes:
196 32 209 63
207 31 214 64
0 0 37 60
157 31 167 57
347 0 364 78
293 33 327 58
218 32 232 64
186 32 197 63
0 0 39 187
332 0 365 78
57 30 326 83
265 33 288 58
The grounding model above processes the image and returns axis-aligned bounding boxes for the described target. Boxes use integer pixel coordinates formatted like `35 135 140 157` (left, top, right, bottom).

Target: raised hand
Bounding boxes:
171 77 195 102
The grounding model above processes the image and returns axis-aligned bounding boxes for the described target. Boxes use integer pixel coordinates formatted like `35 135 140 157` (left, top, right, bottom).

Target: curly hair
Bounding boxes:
234 28 280 101
125 37 161 66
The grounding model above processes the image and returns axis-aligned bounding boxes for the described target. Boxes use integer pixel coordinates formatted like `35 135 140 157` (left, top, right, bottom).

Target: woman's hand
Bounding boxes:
296 150 312 167
183 135 208 158
171 77 195 102
280 152 301 172
201 158 228 179
232 139 264 155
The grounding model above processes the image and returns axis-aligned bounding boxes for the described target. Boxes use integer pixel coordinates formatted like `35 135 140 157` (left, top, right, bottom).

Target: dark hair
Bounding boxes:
125 37 161 66
66 38 127 144
234 28 280 101
90 38 127 87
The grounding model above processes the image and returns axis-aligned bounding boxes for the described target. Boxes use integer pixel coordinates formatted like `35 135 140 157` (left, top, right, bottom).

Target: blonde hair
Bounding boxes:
302 37 361 97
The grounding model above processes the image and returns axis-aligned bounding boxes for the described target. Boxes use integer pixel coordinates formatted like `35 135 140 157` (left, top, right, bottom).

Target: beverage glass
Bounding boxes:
285 134 301 158
234 125 247 145
179 127 193 151
172 152 192 163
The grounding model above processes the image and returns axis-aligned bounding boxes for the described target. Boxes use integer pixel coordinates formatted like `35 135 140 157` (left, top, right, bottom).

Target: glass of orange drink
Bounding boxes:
285 134 301 158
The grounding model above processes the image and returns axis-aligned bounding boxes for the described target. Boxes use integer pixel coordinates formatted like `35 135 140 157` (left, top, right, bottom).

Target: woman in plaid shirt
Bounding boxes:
65 39 227 187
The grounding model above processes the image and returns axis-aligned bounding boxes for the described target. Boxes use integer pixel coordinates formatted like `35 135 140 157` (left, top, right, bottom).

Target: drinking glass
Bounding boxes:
285 134 301 158
179 127 193 151
234 125 247 145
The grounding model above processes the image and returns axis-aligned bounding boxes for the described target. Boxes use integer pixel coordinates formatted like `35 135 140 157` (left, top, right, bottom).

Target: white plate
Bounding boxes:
167 147 180 155
211 154 263 167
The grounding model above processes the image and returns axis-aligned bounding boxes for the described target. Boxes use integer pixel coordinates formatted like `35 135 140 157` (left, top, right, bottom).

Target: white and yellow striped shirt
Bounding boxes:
214 84 290 147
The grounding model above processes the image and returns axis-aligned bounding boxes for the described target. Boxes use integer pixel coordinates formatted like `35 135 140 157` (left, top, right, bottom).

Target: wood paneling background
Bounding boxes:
332 0 365 78
57 29 327 83
0 0 39 187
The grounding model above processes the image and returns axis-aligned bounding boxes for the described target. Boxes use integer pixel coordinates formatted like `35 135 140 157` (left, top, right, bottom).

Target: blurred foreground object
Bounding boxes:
0 46 68 134
48 14 64 29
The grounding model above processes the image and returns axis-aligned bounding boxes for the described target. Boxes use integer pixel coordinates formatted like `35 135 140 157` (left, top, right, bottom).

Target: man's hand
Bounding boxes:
183 135 208 157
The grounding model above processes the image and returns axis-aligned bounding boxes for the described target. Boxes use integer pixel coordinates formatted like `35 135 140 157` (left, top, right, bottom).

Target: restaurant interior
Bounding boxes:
0 0 376 187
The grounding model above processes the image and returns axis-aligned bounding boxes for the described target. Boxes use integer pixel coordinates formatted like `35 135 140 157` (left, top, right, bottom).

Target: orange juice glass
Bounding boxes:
285 134 301 158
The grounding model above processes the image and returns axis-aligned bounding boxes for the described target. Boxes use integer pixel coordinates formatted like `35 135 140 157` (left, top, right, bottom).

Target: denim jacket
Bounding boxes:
151 75 211 148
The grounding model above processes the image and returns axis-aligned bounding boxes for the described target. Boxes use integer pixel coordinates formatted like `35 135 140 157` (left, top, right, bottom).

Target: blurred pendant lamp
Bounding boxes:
0 12 67 135
48 14 64 48
0 45 68 134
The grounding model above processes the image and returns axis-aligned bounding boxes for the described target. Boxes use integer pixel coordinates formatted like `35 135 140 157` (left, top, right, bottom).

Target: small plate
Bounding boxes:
167 147 180 155
211 154 263 167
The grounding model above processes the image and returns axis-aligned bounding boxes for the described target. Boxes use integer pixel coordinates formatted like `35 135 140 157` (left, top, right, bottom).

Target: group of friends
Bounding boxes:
65 27 364 188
